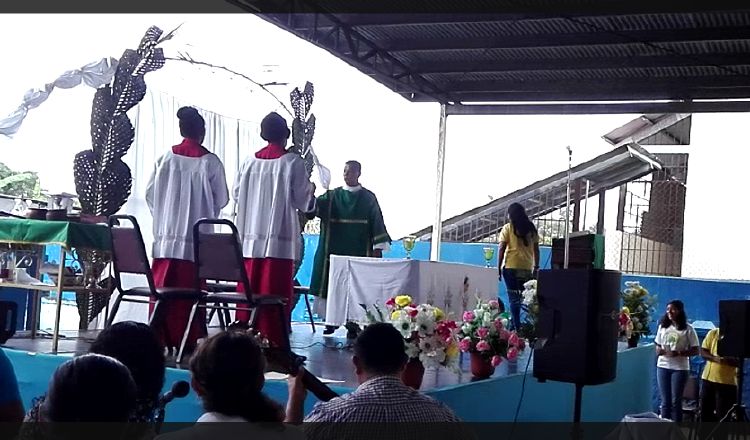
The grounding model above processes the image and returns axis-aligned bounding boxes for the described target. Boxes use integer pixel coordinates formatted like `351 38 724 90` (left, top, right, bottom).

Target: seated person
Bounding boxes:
157 330 303 440
286 322 462 423
24 321 166 423
0 347 24 423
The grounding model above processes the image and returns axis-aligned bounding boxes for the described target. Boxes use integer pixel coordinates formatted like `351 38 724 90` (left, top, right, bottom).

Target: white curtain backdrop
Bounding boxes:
105 88 265 324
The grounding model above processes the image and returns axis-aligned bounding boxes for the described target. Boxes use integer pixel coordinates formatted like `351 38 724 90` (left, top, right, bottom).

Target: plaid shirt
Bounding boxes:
304 375 460 422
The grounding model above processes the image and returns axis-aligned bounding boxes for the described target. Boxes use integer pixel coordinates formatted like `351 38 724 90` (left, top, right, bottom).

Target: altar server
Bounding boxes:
309 160 391 334
146 106 229 354
233 112 316 348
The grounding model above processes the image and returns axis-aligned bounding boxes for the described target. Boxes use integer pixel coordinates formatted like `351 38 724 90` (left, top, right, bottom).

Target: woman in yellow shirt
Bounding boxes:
699 328 738 422
497 203 540 331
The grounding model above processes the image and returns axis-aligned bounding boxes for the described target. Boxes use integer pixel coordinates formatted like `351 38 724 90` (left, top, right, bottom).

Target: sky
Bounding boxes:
1 14 750 280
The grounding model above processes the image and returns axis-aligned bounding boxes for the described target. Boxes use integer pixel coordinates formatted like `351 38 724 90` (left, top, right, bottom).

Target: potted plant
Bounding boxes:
457 298 525 379
620 281 657 347
360 295 460 389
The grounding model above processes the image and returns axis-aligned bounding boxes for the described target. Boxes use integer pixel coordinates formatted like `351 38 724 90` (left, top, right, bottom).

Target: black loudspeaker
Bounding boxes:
533 268 621 385
718 300 750 358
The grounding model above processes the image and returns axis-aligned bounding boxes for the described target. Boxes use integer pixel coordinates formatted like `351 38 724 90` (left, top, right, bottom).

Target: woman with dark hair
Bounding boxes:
23 321 166 426
146 106 229 354
188 330 285 423
233 112 315 350
89 321 166 421
654 300 699 421
43 354 137 422
497 202 540 331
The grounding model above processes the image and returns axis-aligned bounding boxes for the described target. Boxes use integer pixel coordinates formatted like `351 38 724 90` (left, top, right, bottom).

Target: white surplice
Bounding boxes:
145 151 230 261
233 154 315 260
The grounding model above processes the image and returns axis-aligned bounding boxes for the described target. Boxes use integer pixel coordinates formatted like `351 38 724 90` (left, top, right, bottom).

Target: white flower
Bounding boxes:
420 348 446 368
405 341 420 359
461 323 473 334
624 281 639 288
482 311 493 326
522 289 536 306
416 314 436 336
392 316 414 338
523 280 537 290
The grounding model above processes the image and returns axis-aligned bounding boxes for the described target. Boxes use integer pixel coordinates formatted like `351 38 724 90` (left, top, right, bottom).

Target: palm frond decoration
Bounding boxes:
72 25 173 329
289 81 316 176
74 26 171 217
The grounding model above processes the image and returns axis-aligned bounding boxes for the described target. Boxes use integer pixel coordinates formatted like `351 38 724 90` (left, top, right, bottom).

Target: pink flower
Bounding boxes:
406 307 418 317
476 340 491 352
499 329 511 340
507 347 519 361
491 355 502 367
489 299 500 309
477 327 489 339
385 297 395 307
517 338 527 351
462 311 475 322
508 332 520 346
494 319 504 331
459 337 472 352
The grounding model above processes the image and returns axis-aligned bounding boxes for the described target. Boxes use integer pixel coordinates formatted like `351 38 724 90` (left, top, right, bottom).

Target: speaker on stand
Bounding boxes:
533 268 622 426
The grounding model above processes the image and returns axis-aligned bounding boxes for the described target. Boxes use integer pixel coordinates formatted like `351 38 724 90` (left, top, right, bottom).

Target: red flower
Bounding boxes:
385 297 396 307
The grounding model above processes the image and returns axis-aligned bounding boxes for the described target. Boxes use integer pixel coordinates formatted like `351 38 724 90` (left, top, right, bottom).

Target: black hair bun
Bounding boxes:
177 106 201 121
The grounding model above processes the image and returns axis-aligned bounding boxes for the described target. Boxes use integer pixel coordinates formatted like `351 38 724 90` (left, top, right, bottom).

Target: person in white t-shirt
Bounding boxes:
654 299 699 422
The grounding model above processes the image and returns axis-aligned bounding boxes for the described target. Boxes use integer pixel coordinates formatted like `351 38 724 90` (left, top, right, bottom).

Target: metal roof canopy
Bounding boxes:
245 4 750 259
410 143 663 241
252 4 750 114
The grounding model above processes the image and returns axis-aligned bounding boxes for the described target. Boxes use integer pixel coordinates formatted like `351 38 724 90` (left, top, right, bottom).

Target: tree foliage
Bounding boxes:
0 162 40 198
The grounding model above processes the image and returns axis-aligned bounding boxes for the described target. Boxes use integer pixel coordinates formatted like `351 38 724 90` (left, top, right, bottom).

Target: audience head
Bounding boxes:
177 106 206 143
343 161 362 187
660 299 687 330
89 321 165 403
260 112 291 146
42 354 136 422
353 322 408 381
189 330 283 422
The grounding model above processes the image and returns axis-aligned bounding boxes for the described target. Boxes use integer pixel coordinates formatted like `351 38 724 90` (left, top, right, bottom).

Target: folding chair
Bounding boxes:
293 284 316 333
106 215 202 328
176 218 290 364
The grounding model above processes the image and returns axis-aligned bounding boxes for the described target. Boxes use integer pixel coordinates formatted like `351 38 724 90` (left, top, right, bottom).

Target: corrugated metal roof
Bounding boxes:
253 6 750 112
410 143 663 242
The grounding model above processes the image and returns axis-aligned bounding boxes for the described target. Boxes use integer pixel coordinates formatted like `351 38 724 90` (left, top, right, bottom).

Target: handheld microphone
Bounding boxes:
159 380 191 407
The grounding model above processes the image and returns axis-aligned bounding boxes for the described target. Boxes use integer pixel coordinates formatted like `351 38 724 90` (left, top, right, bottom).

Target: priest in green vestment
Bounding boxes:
309 160 391 334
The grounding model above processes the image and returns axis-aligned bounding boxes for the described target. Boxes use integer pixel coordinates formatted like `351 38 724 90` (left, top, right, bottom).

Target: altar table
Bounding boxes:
325 256 498 326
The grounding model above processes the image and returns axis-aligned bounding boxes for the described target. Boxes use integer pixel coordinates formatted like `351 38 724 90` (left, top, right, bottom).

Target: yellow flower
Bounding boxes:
391 310 405 321
395 295 412 308
621 306 630 315
445 341 459 359
434 307 445 321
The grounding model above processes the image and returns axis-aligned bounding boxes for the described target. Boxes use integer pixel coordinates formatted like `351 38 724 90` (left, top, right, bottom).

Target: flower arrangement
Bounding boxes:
457 298 525 367
620 281 657 336
360 295 460 369
618 307 634 340
518 279 539 342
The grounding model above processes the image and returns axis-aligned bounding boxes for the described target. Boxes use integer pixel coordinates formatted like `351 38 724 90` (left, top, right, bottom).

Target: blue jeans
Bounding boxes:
657 367 688 422
502 268 532 331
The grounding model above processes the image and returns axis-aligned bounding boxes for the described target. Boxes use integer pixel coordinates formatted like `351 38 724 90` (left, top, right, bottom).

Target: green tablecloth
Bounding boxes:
0 218 110 250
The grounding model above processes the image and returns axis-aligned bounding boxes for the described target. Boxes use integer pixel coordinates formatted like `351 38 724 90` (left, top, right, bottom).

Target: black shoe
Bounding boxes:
290 352 307 365
323 325 336 335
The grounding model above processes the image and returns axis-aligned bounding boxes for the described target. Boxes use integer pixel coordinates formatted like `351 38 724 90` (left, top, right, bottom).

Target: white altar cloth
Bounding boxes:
325 256 498 326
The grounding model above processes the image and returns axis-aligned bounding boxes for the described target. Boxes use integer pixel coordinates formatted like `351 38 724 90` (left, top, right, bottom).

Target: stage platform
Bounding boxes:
2 322 655 422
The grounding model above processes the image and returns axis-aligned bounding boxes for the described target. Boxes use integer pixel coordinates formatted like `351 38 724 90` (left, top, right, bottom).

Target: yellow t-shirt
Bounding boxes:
499 223 539 270
701 328 738 386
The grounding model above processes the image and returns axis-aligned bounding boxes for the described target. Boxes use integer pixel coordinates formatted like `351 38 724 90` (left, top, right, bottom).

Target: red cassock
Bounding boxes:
148 140 212 352
234 143 295 348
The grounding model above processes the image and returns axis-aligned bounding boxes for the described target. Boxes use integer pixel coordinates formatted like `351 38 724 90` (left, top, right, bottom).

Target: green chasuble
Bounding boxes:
310 187 391 298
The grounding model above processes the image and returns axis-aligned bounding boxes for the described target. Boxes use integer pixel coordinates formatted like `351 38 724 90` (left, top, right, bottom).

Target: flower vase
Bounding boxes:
627 333 640 348
401 358 425 389
470 352 495 379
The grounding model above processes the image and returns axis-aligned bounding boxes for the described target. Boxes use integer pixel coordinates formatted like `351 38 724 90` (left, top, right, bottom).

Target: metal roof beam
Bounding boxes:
382 27 750 52
445 101 750 115
420 88 750 102
410 54 750 75
444 76 750 93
